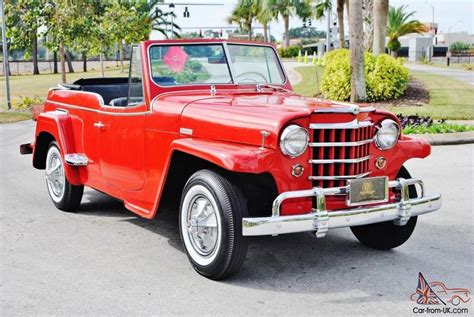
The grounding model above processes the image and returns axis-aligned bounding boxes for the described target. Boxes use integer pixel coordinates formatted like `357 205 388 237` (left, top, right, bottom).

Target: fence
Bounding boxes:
0 59 130 76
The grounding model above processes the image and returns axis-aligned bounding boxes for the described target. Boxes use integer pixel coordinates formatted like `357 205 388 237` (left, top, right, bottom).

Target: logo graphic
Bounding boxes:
359 180 375 198
410 273 471 306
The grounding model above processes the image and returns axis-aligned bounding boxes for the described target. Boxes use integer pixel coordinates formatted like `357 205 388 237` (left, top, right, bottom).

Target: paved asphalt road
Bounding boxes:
406 63 474 85
1 120 473 316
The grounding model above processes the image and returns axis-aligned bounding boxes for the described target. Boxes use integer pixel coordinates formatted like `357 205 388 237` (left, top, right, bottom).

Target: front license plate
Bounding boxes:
347 176 389 206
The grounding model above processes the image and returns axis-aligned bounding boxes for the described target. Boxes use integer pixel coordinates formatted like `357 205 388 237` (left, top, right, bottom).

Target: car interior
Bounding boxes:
63 77 144 107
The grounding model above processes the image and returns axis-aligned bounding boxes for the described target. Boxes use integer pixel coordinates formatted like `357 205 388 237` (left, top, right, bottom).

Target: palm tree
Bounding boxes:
132 0 181 39
227 0 256 40
349 0 366 102
266 0 299 48
252 0 272 42
362 0 374 51
372 0 389 55
315 0 346 49
387 5 428 57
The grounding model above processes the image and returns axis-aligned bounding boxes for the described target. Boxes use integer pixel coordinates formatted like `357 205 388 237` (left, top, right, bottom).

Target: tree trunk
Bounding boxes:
263 23 268 42
119 41 124 72
60 44 66 83
284 15 290 48
337 0 345 48
82 52 87 72
346 0 350 20
372 0 389 55
53 51 58 74
391 50 398 58
349 0 367 102
66 50 74 73
99 52 105 77
363 0 374 51
32 31 40 75
247 21 252 40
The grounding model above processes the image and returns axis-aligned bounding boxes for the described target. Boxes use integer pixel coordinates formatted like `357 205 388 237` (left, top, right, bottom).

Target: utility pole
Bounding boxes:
325 6 331 54
1 0 11 109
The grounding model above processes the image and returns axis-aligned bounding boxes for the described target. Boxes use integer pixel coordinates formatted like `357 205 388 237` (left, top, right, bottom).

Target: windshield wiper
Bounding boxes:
256 84 292 93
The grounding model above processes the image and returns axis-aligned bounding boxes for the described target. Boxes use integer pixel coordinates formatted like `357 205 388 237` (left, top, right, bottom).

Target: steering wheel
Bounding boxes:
235 71 268 84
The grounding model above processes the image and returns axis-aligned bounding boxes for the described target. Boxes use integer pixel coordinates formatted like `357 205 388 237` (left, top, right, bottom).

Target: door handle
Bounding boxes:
93 121 106 129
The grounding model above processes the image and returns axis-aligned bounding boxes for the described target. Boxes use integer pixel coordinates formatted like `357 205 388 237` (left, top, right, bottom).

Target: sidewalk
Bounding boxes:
282 61 306 85
406 63 474 85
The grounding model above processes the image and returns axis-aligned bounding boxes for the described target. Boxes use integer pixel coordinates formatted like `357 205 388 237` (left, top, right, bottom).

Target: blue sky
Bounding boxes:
152 0 473 40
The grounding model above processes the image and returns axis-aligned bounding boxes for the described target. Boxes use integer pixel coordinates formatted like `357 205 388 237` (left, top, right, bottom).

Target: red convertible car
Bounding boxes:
21 39 441 279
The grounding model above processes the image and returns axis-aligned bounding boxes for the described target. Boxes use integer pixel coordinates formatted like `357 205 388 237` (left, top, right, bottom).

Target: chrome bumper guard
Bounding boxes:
242 178 441 237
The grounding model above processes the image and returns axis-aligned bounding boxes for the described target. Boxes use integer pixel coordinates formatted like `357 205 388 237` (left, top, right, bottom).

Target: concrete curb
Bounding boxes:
410 131 474 146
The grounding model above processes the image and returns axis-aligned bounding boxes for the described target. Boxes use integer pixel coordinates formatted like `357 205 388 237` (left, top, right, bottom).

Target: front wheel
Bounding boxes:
179 170 248 280
45 141 84 211
350 166 418 250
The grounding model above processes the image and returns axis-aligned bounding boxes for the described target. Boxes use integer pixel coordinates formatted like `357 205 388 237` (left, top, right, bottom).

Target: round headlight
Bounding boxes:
280 125 309 157
375 119 400 150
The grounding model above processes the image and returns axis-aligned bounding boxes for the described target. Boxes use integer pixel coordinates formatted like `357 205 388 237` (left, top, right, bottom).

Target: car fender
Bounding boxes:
169 138 276 173
34 111 81 185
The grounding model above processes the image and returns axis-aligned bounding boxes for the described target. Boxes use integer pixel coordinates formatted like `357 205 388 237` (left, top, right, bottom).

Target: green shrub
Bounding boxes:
15 96 43 110
449 41 470 54
278 45 301 58
320 49 409 102
186 60 203 72
365 53 409 101
320 49 352 101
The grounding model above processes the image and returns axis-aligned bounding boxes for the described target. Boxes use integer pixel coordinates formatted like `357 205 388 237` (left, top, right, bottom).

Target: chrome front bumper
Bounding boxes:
242 178 441 237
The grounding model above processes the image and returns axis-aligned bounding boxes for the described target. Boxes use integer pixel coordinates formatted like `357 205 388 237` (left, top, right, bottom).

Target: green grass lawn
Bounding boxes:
389 71 474 120
0 66 127 109
0 111 32 123
293 66 324 97
294 66 473 120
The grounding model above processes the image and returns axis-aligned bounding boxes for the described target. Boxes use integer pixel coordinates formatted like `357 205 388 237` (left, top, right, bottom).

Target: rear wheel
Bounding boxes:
350 166 418 250
179 170 248 280
45 141 83 211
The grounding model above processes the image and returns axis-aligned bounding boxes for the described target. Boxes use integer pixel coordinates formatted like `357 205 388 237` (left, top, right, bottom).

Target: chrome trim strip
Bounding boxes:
314 102 376 115
309 119 373 130
242 178 442 237
308 171 371 181
309 155 372 164
309 138 374 147
46 100 151 116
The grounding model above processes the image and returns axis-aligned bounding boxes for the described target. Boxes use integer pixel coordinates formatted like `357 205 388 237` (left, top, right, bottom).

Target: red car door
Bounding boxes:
97 104 147 191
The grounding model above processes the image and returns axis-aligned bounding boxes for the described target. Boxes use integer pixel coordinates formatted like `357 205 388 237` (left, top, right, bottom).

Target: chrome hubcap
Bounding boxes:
46 150 65 200
187 196 219 256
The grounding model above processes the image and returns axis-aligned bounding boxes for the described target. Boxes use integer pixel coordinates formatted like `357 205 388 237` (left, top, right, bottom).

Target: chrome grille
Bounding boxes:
309 119 374 188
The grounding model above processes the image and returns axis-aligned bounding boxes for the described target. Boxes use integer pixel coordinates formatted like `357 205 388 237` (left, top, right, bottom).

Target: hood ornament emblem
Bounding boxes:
260 131 270 149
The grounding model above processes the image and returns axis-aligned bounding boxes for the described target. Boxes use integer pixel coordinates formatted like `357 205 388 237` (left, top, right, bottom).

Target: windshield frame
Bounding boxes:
147 41 287 88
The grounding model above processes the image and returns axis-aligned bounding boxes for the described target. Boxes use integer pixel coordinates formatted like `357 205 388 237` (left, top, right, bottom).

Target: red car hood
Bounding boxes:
159 90 371 149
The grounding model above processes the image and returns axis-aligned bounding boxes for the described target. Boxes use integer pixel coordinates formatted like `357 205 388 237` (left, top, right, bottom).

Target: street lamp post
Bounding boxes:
325 6 331 54
425 1 435 62
1 0 11 109
169 3 175 39
155 2 224 39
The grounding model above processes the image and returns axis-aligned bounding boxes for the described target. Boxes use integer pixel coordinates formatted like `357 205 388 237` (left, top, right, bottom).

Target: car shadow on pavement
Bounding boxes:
73 190 465 301
77 190 134 217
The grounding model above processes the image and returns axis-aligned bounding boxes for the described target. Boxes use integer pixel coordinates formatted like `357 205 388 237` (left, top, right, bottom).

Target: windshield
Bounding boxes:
148 43 285 86
149 44 232 86
227 44 285 84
